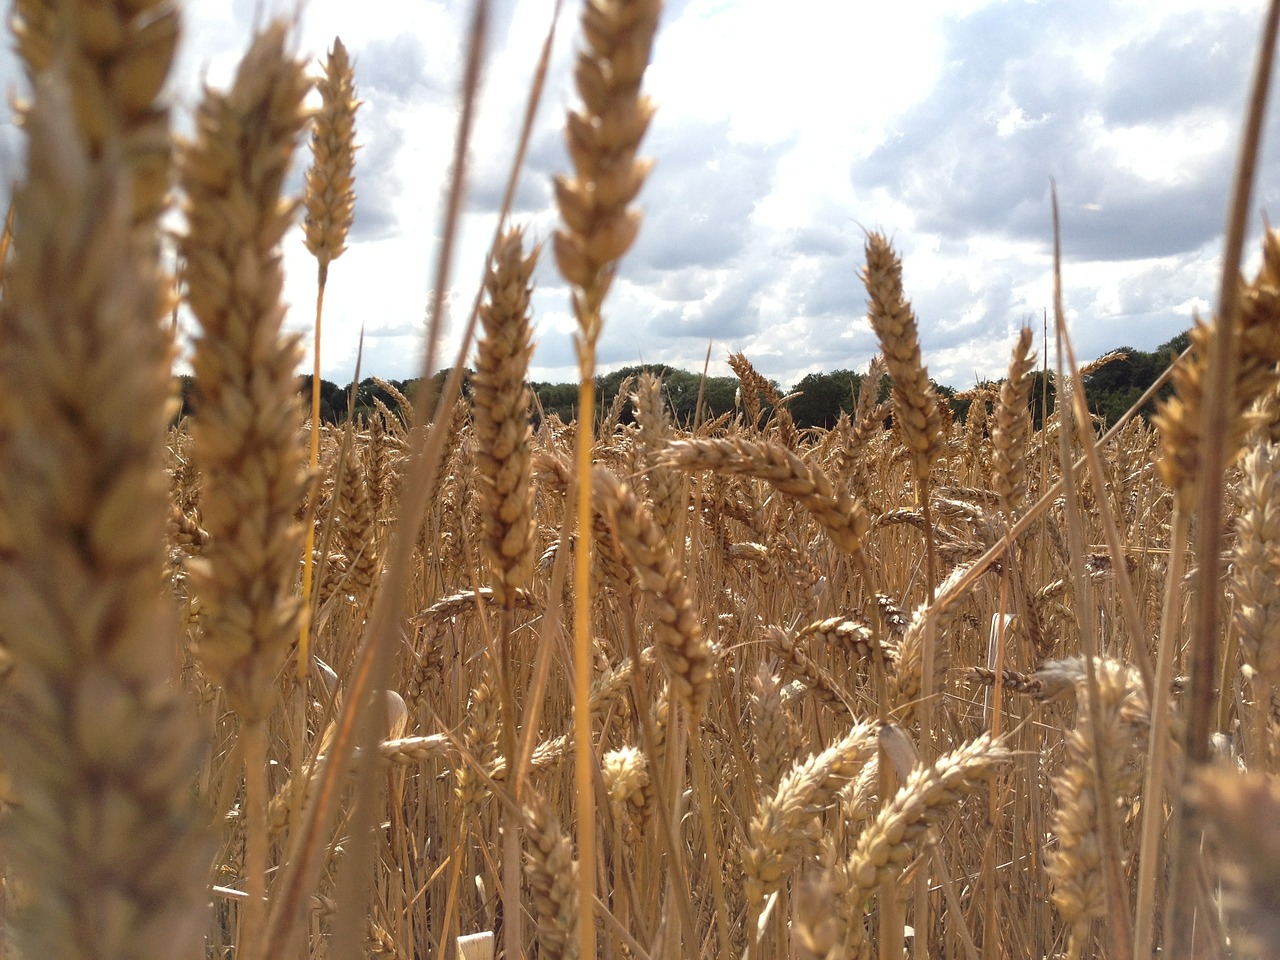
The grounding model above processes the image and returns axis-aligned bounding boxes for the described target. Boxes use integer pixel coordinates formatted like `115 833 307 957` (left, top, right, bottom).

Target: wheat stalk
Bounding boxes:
178 23 310 948
553 0 664 944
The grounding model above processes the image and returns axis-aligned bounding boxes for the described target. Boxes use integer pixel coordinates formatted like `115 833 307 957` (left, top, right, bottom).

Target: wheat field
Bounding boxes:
1 2 1280 960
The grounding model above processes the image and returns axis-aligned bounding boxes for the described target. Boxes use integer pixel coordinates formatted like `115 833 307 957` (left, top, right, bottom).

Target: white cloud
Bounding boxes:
1 0 1266 391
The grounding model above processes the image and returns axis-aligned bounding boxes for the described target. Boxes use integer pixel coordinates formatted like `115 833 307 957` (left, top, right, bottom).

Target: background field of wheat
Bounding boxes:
1 2 1280 960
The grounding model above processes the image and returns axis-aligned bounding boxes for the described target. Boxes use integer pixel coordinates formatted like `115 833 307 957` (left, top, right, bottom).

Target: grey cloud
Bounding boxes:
795 253 860 321
347 108 407 241
358 34 452 104
647 268 711 303
630 118 783 275
527 326 577 373
650 281 758 339
336 331 426 382
788 222 854 259
1102 12 1252 125
854 1 1270 263
364 319 420 338
470 147 556 215
1053 173 1231 260
744 333 870 389
468 121 562 216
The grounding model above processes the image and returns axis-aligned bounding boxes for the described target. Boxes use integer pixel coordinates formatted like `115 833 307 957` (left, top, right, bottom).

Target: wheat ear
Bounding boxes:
333 446 380 607
473 227 539 606
1154 228 1280 512
178 24 310 946
523 790 581 960
663 436 870 561
0 70 209 960
861 233 944 486
180 22 310 721
591 464 714 716
1232 441 1280 764
838 735 1010 949
991 326 1036 516
300 36 360 671
633 372 683 535
1045 659 1147 958
473 229 540 960
728 351 799 445
760 625 855 717
743 721 878 909
749 663 797 794
554 0 663 945
10 0 180 230
304 37 358 273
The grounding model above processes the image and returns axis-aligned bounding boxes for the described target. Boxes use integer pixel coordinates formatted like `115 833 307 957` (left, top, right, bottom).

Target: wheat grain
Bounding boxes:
861 233 944 485
0 64 209 960
663 435 870 561
472 228 539 607
992 327 1036 516
179 22 311 722
743 721 878 908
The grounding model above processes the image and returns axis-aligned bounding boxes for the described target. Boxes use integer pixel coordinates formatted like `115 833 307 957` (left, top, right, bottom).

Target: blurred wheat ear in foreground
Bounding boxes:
0 1 211 957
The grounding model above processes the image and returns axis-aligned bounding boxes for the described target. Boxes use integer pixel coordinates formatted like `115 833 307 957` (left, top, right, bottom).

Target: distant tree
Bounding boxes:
573 364 740 427
789 369 861 429
297 375 346 423
173 374 197 422
1082 334 1187 428
532 381 579 424
1029 369 1055 431
658 369 738 425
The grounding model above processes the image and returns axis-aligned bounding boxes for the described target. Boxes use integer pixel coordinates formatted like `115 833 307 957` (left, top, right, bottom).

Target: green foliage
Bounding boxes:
538 364 741 428
296 374 347 424
608 365 738 426
1082 332 1186 428
173 329 1189 433
532 380 580 423
789 369 861 429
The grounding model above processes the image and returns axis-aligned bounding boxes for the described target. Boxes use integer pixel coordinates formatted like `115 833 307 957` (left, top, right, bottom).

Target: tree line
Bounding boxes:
172 330 1190 431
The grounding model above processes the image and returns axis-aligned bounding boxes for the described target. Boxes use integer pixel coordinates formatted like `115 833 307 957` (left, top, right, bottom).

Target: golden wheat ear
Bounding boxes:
992 327 1036 516
472 228 539 608
11 0 181 231
861 232 945 487
305 37 359 275
301 36 360 672
180 20 311 724
0 65 210 960
178 21 311 948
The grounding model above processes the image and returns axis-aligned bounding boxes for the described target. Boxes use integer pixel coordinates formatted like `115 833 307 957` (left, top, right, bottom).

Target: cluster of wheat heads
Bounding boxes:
3 1 1280 960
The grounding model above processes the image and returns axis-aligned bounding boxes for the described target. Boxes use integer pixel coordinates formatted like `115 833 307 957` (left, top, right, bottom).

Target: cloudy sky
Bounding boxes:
4 0 1277 390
